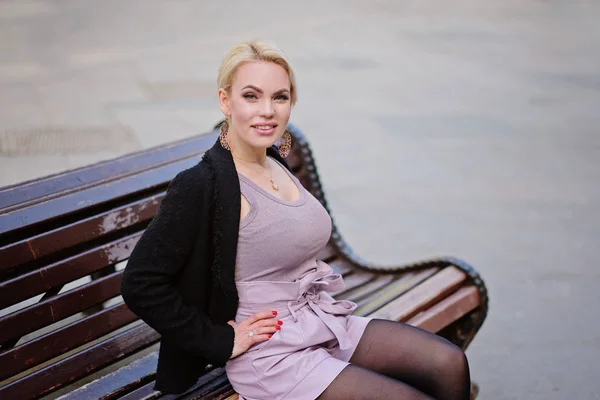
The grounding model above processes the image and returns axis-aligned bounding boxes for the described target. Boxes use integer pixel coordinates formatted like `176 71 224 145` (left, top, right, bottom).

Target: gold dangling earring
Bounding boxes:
219 120 231 151
278 130 292 158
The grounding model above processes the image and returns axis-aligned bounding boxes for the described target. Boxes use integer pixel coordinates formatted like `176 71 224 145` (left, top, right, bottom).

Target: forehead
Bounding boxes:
232 61 290 90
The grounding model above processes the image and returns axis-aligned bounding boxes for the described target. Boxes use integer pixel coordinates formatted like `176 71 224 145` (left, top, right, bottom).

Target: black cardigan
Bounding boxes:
121 139 291 394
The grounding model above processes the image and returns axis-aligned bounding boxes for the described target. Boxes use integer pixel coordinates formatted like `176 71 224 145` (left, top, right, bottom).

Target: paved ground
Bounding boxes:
1 1 599 398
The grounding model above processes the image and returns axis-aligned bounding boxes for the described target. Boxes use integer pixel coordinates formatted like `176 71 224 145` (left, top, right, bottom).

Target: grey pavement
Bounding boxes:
1 1 600 398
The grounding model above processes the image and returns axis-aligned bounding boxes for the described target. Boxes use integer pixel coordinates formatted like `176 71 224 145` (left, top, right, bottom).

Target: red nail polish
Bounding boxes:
276 326 281 330
278 320 283 325
272 311 277 315
269 334 273 338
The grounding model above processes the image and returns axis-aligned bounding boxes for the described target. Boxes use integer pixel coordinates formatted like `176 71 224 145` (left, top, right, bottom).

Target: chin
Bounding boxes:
247 133 281 149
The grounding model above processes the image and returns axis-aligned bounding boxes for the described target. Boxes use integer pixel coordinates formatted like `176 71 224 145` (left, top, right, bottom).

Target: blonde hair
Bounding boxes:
217 40 297 105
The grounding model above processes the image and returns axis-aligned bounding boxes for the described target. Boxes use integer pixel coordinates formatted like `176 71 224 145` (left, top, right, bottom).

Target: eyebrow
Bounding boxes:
242 85 290 95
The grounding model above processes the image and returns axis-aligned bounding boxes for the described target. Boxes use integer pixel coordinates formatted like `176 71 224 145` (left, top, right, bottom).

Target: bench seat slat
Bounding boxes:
0 234 139 308
370 267 467 322
0 323 159 400
213 389 238 400
330 271 377 297
335 274 397 303
407 286 480 333
0 302 136 381
329 271 377 297
327 258 354 276
178 374 230 400
0 272 123 343
354 268 439 316
55 352 159 400
116 381 158 400
0 194 163 272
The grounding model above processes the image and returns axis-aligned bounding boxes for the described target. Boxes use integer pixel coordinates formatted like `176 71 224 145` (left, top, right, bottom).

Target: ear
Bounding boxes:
218 88 231 117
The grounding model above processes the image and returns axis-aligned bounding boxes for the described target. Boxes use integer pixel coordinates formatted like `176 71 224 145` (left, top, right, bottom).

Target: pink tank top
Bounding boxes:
235 158 332 282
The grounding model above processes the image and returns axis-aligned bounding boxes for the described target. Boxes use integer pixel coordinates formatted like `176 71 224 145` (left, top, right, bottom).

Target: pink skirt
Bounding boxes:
225 263 371 400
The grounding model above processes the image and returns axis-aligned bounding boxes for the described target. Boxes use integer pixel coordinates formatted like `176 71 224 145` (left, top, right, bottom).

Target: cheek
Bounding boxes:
231 100 255 123
277 103 292 120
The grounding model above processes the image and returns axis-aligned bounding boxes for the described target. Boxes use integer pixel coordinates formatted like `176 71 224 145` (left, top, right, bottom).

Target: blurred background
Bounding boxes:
1 1 599 398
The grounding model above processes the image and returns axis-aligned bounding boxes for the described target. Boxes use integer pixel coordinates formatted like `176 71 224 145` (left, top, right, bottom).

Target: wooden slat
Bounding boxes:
370 266 467 322
328 258 354 276
336 274 397 303
0 272 123 343
0 132 216 212
178 374 230 400
0 233 139 308
55 351 158 400
0 302 137 381
116 381 158 400
67 363 232 400
0 323 159 400
407 286 480 333
0 157 197 236
354 268 439 316
0 193 163 272
213 389 238 400
330 270 376 297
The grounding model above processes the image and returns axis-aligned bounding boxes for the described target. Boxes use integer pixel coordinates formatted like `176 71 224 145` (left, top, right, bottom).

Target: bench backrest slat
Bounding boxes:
0 133 216 211
0 157 198 237
0 234 138 309
1 193 163 270
0 302 136 381
0 271 123 344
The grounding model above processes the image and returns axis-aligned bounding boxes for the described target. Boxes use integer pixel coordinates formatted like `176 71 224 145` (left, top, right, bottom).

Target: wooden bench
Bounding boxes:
0 124 489 400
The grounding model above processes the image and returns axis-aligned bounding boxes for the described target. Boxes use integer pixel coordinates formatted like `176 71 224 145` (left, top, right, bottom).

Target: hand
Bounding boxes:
228 310 283 359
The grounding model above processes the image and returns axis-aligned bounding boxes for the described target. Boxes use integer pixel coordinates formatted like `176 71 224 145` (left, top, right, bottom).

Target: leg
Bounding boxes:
318 364 433 400
349 319 471 400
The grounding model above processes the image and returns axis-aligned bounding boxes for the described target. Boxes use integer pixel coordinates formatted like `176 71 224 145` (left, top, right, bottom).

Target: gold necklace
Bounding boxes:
233 156 279 191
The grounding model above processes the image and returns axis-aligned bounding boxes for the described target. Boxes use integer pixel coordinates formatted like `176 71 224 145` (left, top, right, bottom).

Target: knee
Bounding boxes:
437 344 470 378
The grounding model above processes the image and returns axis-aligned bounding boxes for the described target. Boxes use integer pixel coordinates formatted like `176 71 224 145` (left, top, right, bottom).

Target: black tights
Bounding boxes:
318 319 471 400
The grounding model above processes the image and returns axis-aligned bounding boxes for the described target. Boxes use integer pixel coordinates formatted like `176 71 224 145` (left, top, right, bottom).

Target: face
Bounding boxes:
219 61 292 152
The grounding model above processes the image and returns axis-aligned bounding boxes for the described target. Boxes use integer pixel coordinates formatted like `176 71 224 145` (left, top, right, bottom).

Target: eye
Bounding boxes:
243 93 258 100
275 94 290 101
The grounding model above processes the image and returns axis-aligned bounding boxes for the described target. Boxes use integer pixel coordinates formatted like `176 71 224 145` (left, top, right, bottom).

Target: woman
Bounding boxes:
122 40 471 400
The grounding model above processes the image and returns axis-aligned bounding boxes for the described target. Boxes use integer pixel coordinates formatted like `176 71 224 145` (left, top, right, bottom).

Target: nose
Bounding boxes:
260 99 274 117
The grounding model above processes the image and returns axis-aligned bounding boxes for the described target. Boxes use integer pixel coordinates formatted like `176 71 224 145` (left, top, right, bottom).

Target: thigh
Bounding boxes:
349 318 461 379
318 364 432 400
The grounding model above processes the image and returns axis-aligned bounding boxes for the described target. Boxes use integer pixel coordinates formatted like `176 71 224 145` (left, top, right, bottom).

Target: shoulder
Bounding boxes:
166 160 212 203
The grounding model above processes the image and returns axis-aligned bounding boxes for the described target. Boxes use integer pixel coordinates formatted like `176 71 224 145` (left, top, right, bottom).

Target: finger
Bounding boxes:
227 320 236 327
251 333 273 344
253 326 280 336
246 310 278 325
253 318 283 328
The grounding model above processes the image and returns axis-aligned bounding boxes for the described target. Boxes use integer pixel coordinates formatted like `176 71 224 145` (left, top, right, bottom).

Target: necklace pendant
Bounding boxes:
271 180 279 191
